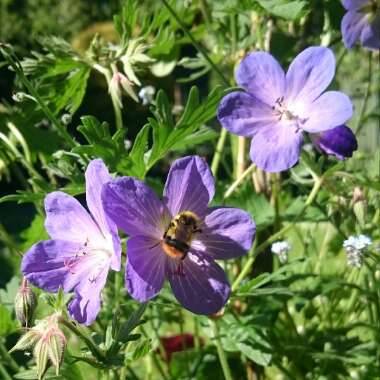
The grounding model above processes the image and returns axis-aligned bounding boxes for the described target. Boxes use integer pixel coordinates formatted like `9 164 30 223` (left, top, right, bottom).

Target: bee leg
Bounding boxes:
193 228 202 233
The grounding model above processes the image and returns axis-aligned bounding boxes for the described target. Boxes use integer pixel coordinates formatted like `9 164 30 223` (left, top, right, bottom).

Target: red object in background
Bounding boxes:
160 333 201 361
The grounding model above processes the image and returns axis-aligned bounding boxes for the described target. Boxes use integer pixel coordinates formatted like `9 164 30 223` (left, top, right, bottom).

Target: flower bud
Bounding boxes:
10 313 66 379
14 278 38 327
60 113 72 126
313 125 358 160
352 187 366 227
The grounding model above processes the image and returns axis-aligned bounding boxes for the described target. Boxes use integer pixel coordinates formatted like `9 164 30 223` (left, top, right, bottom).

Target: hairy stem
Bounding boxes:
210 320 233 380
211 128 228 178
223 163 256 200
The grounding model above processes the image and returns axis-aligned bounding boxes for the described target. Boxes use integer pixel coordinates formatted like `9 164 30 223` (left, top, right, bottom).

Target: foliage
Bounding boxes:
0 0 379 379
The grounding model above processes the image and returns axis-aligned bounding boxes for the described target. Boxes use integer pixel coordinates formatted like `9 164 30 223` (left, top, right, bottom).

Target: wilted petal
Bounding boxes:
21 240 85 293
236 52 285 106
341 11 368 48
286 47 335 105
68 265 109 326
85 159 121 271
249 124 303 172
193 207 255 260
102 177 168 239
163 156 214 217
301 91 353 133
167 252 230 315
314 125 358 160
125 235 166 302
217 92 278 137
44 192 100 243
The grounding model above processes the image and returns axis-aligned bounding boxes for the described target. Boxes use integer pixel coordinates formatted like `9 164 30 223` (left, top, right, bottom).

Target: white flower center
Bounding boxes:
272 97 308 130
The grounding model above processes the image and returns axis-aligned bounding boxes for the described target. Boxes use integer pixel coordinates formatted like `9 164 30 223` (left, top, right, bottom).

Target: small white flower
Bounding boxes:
271 241 291 264
138 85 156 106
343 234 372 268
60 113 72 126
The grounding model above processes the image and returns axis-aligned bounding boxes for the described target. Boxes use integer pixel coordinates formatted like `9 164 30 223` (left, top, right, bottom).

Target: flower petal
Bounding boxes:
313 125 358 160
301 91 353 133
125 235 166 302
360 17 380 50
285 46 335 105
102 177 168 239
163 156 214 217
21 240 84 292
341 10 368 48
85 159 121 271
167 252 230 315
44 191 101 243
249 124 303 172
342 0 369 10
193 207 255 260
236 52 285 106
217 92 278 137
67 265 109 326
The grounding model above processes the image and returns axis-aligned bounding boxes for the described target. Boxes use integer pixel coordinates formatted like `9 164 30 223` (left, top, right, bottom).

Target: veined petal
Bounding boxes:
68 265 109 326
167 252 230 315
341 11 368 48
217 92 278 137
163 156 214 217
44 192 101 243
249 124 303 172
301 91 353 133
193 207 255 260
102 177 168 239
125 235 166 302
21 240 86 293
85 159 121 271
286 47 335 105
236 52 285 106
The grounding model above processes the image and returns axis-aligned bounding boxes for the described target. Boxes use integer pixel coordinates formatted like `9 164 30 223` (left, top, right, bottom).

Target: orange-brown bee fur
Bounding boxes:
162 211 202 260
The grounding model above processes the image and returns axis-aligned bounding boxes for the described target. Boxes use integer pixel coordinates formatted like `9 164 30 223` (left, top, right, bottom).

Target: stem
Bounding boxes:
161 0 230 87
0 46 76 148
232 176 323 292
356 52 372 135
0 340 20 372
105 68 124 131
223 163 256 200
59 318 105 361
0 363 12 380
209 320 233 380
236 136 246 178
211 128 228 178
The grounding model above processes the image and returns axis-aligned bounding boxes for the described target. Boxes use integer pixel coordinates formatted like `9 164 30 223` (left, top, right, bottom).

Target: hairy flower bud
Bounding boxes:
10 313 67 379
352 187 367 227
14 278 38 327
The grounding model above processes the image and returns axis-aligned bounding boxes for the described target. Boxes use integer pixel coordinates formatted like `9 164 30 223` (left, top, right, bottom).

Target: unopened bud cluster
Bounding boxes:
271 241 291 264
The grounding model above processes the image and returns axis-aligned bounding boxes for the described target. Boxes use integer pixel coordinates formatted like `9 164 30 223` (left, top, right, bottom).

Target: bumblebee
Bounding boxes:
162 211 202 260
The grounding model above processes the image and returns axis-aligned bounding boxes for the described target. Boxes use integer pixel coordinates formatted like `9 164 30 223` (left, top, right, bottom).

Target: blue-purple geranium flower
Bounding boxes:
313 125 358 160
22 159 121 325
217 46 353 172
102 156 255 315
341 0 380 50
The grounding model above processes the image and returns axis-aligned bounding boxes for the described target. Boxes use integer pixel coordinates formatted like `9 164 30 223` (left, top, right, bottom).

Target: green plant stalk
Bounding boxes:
223 163 256 200
232 176 323 292
59 318 105 361
0 46 76 148
0 340 20 372
209 320 233 380
162 0 229 87
211 128 228 178
0 363 12 380
356 52 372 134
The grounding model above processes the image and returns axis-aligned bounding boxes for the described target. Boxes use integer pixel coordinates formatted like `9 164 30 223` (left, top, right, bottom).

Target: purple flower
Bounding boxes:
102 156 255 315
217 47 353 172
341 0 380 50
22 159 121 325
313 125 358 160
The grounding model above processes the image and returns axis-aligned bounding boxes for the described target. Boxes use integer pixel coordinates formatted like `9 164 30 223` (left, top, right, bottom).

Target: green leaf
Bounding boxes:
0 276 20 311
256 0 308 20
0 304 18 336
20 214 49 251
236 342 272 366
